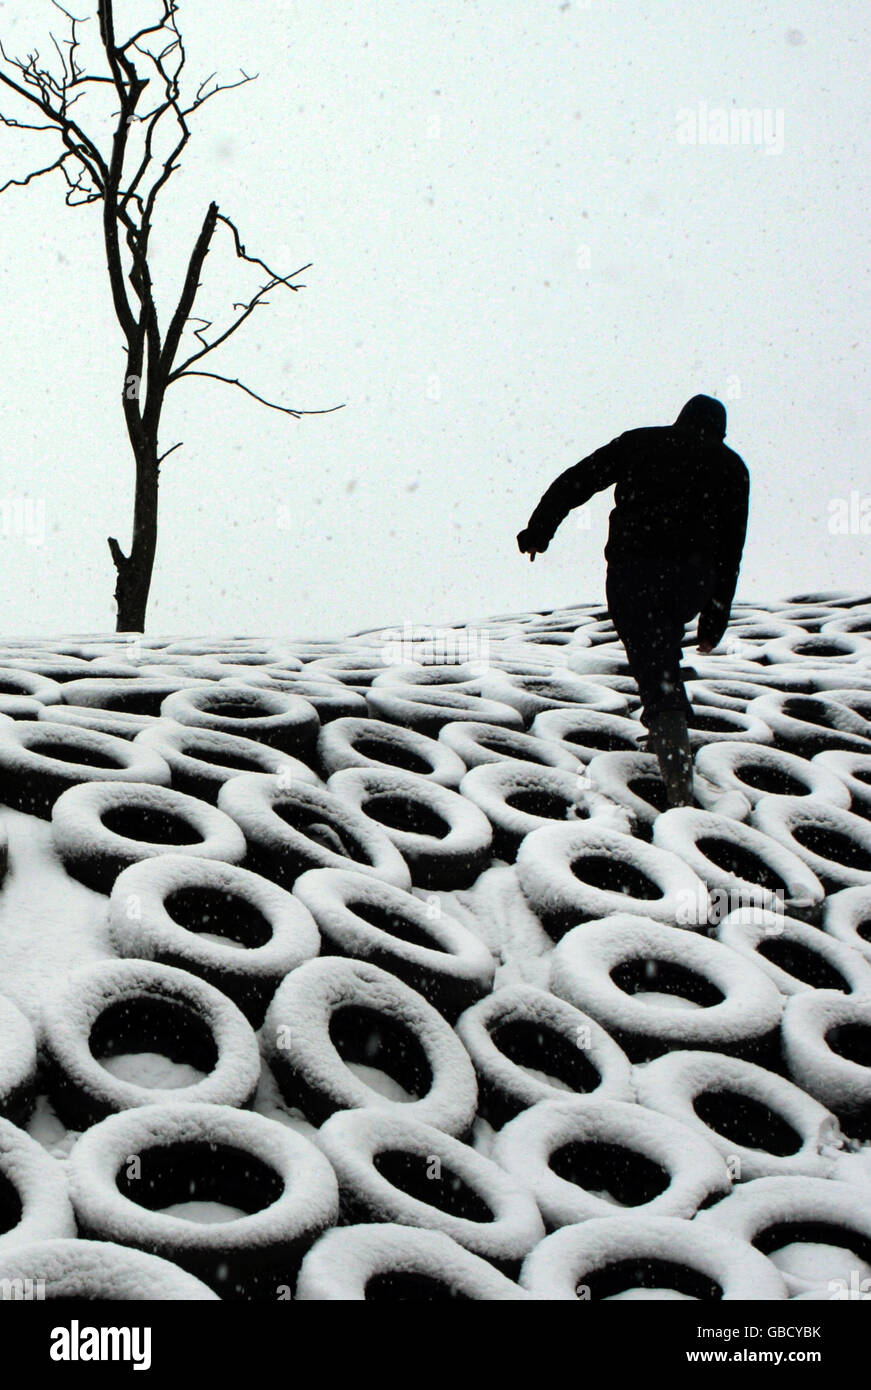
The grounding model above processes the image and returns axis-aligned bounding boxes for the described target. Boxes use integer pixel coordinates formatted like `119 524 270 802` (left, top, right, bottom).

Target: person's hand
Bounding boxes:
517 527 546 562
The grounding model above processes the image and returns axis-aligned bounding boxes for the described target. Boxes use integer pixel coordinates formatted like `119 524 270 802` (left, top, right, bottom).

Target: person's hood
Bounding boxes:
673 394 727 440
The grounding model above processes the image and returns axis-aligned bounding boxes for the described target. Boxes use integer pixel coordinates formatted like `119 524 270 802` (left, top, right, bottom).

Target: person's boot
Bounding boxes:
647 710 694 808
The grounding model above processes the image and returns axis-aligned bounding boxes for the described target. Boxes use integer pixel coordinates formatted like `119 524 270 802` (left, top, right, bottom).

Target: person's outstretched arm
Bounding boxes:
517 436 625 559
696 469 750 650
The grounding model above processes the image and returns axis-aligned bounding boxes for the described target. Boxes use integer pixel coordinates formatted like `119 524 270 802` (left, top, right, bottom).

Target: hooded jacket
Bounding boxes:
523 395 749 648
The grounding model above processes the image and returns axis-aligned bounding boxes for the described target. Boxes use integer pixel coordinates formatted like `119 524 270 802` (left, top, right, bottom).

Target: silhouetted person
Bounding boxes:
517 394 749 806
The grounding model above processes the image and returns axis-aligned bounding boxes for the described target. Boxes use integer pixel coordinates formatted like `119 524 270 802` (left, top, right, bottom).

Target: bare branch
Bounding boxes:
0 150 70 195
172 370 345 419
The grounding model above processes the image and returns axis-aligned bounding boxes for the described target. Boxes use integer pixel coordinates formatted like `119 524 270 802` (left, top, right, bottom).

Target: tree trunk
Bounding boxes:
108 442 160 632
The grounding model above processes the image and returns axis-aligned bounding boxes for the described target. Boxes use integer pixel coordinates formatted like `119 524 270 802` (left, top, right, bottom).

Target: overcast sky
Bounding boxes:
0 0 867 638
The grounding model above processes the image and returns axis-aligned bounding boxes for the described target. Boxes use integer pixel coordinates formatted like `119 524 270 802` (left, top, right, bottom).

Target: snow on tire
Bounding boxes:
550 915 783 1064
694 741 851 816
746 691 871 755
459 761 630 862
263 957 478 1135
0 1117 75 1254
477 670 629 723
584 751 674 838
652 807 824 922
218 772 411 890
491 1097 730 1227
634 1051 839 1179
365 684 524 736
529 707 642 762
161 683 320 757
695 1175 871 1298
0 994 37 1126
437 719 580 773
60 676 209 717
519 1214 786 1300
135 721 319 803
51 781 246 892
317 716 466 786
296 1223 528 1300
108 855 321 1027
823 886 871 963
292 868 493 1020
781 990 871 1138
0 719 171 818
454 983 633 1126
0 1238 218 1300
717 905 871 997
750 795 871 891
515 822 709 938
327 767 493 889
315 1110 544 1274
812 749 871 817
68 1102 338 1299
40 959 261 1128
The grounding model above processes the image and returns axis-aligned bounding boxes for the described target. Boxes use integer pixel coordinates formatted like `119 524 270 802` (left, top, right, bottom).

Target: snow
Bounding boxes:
1 598 871 1299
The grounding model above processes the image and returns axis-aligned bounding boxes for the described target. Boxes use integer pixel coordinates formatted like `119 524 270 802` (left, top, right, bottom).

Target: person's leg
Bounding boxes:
606 568 694 807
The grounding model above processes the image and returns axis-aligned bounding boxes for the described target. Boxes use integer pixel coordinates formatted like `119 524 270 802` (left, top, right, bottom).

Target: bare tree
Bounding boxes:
0 0 338 631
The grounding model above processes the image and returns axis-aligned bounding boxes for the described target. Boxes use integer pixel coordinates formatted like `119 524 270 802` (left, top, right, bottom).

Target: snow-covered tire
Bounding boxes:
218 773 411 890
40 959 261 1128
246 674 369 722
0 667 62 703
0 1238 219 1300
781 990 871 1138
317 717 466 786
492 1098 730 1227
746 691 871 755
750 795 871 891
459 761 619 861
292 868 493 1020
478 671 629 723
634 1050 839 1179
437 720 580 773
812 749 871 817
327 767 493 889
296 1223 528 1300
161 683 320 757
762 630 871 665
51 781 246 892
454 983 633 1126
0 1118 75 1255
685 705 775 747
718 904 871 997
652 807 825 921
823 886 871 963
365 684 524 735
39 704 159 740
0 995 37 1126
516 822 709 937
519 1214 787 1300
0 719 171 818
135 722 319 803
316 1110 544 1274
529 707 642 762
695 1175 871 1298
108 856 321 1026
61 676 208 717
584 751 673 838
263 957 478 1135
694 742 851 816
550 915 782 1063
68 1102 338 1299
